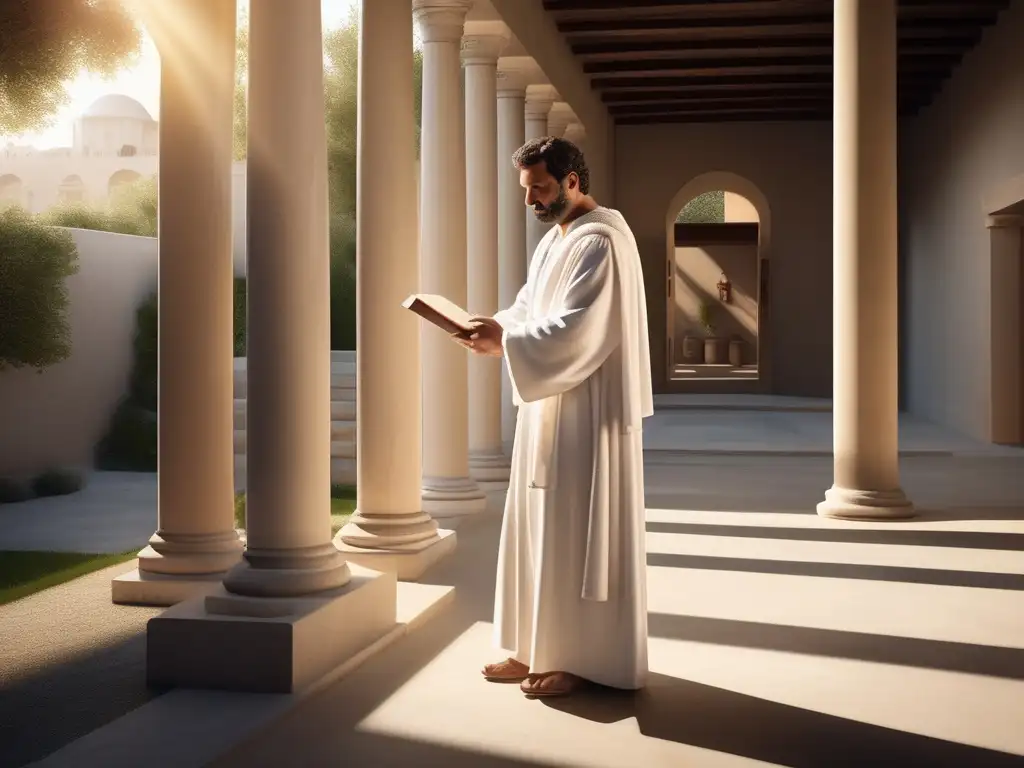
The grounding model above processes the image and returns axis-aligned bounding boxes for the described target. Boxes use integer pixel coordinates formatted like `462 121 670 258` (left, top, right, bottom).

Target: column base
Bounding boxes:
146 564 397 693
222 543 352 598
469 449 511 490
334 527 457 580
136 532 244 576
422 475 487 528
112 568 227 607
817 485 916 521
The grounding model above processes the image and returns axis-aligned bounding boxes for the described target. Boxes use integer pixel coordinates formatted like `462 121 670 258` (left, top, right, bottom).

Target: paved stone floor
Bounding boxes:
6 453 1024 767
1 401 1019 557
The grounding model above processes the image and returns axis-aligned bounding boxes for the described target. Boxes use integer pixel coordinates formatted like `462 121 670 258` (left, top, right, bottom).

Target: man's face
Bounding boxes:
520 161 574 224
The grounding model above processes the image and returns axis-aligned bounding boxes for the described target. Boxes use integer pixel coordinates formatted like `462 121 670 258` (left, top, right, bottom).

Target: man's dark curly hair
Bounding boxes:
512 137 590 195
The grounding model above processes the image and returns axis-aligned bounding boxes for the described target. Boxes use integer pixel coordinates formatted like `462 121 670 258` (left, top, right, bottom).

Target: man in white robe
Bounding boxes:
459 137 653 697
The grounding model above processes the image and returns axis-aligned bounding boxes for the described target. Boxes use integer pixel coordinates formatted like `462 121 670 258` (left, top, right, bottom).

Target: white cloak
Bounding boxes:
492 207 654 690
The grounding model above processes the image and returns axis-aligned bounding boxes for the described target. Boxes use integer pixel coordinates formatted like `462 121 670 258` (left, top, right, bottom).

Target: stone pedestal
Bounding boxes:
145 0 395 691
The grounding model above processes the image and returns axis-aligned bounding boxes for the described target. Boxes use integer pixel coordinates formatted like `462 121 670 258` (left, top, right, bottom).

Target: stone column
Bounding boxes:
463 22 512 486
415 0 486 526
112 0 243 606
496 60 530 454
222 0 352 595
146 0 396 695
818 0 914 520
547 102 574 138
334 0 456 579
987 214 1023 445
524 84 558 266
333 0 454 581
564 121 587 152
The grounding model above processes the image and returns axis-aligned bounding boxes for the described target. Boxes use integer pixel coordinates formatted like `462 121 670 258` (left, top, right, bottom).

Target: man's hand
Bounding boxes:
452 315 504 357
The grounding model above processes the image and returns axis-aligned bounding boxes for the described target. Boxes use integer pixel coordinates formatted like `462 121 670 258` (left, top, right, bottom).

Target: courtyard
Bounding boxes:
2 443 1024 766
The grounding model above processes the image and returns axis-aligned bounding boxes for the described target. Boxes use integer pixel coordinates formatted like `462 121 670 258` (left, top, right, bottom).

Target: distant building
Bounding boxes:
0 94 160 212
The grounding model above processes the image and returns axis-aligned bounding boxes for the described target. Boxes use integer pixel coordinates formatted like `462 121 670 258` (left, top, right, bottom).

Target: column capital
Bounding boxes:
564 121 587 144
413 0 473 44
525 84 559 119
548 102 575 137
497 56 543 96
461 20 510 65
987 213 1024 229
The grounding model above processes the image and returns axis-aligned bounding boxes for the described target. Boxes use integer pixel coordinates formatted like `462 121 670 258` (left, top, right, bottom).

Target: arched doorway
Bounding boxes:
665 172 772 393
58 174 86 204
108 169 141 197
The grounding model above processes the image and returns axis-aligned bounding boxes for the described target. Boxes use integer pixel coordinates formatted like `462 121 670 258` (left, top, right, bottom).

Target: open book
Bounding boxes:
402 293 476 336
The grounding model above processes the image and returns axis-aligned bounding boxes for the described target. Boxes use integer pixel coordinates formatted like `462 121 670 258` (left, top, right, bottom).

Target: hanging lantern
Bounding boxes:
717 272 732 303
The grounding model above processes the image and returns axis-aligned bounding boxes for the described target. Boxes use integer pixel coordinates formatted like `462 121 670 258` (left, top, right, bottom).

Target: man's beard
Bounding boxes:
533 186 570 224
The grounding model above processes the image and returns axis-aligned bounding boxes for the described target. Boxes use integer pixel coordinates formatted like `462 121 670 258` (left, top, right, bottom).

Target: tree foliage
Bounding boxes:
0 0 142 135
676 190 725 224
232 8 425 218
0 207 80 370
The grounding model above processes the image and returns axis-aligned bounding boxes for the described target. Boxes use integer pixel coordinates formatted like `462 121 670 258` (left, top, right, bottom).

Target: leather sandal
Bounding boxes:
520 671 582 697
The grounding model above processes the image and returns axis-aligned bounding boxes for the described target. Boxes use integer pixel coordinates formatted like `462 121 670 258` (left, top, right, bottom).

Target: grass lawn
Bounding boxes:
0 550 137 606
236 484 358 534
0 486 361 608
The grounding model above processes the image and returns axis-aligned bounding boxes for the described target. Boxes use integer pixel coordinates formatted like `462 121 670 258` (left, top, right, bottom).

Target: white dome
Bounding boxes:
81 94 154 122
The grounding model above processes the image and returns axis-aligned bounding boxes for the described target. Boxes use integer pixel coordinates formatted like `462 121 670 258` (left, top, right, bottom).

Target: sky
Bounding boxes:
2 0 359 150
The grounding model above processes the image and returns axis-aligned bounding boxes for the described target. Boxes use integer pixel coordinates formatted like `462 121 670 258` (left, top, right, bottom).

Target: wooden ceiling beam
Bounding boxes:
601 82 933 102
591 72 938 90
571 35 978 59
557 15 999 37
582 54 960 76
616 109 834 125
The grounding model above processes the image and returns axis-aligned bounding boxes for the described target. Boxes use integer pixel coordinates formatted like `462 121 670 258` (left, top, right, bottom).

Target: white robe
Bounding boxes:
492 207 654 690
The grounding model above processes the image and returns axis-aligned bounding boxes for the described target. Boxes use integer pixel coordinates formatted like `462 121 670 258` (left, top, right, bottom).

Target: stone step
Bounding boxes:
234 370 356 387
234 379 355 400
233 454 356 485
233 431 355 459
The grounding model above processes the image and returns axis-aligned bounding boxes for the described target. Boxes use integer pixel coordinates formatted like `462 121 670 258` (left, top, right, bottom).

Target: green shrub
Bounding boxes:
230 218 357 355
234 492 246 529
41 176 157 237
0 477 32 504
31 468 84 498
94 400 158 471
0 207 80 371
329 216 357 351
233 276 247 357
127 291 158 412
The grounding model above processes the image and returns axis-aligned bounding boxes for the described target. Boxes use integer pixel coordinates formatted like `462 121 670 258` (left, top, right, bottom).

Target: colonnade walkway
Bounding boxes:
3 452 1023 767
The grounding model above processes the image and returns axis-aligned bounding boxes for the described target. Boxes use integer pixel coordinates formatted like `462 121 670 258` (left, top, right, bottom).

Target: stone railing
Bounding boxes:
233 350 356 485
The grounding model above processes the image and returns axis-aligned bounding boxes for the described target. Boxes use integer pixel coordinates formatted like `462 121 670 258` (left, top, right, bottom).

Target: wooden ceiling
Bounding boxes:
542 0 1012 124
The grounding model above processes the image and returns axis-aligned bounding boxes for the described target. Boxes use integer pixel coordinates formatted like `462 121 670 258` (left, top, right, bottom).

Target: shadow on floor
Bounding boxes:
0 631 164 767
647 613 1024 681
646 552 1024 591
543 672 1024 768
646 521 1024 550
211 512 507 768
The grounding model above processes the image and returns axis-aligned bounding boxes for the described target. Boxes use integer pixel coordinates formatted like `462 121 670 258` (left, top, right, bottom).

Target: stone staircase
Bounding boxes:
233 350 356 485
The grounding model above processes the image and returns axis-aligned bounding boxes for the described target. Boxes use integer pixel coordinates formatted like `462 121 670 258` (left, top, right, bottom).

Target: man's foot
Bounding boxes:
520 671 583 697
482 658 529 682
